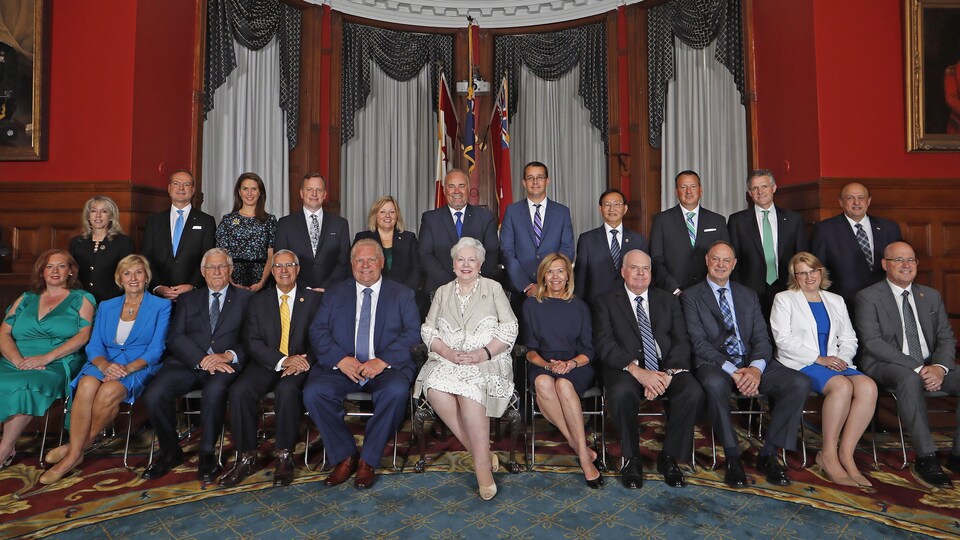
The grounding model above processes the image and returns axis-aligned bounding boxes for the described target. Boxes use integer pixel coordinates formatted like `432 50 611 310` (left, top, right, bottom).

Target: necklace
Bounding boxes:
93 240 104 253
124 296 143 315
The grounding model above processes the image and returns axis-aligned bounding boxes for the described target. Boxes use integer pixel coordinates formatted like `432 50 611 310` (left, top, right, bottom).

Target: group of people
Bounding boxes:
0 163 956 502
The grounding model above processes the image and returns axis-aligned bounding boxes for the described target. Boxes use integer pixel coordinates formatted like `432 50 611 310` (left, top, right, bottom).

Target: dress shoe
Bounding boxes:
657 453 686 488
45 445 68 465
273 449 295 487
323 455 358 487
141 449 185 480
724 456 747 488
915 455 953 488
945 453 960 475
354 459 377 489
197 452 222 484
219 451 258 488
619 457 643 489
39 456 83 485
815 452 858 487
0 450 14 469
757 453 791 486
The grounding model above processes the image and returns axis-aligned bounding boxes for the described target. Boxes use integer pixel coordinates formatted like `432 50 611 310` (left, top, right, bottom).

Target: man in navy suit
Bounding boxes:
219 249 322 488
500 161 575 298
574 188 647 304
275 173 350 292
418 169 499 295
141 170 216 301
141 248 254 483
812 182 902 309
303 239 420 489
650 170 729 295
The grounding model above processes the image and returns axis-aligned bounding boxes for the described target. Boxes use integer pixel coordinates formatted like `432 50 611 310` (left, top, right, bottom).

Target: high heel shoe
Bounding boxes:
39 456 82 485
0 451 14 469
840 461 872 488
479 482 498 501
815 452 858 487
45 445 69 465
490 451 500 473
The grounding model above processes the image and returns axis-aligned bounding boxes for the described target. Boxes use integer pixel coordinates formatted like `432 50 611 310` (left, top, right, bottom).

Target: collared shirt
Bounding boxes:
354 278 383 360
527 198 549 226
754 204 779 263
274 285 298 371
603 222 624 242
680 204 701 232
623 285 662 368
844 214 874 252
885 279 941 372
206 286 238 364
447 205 467 223
303 207 324 233
170 204 192 238
706 279 767 375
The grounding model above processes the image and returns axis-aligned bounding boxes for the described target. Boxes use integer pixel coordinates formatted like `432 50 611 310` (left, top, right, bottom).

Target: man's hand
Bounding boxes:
628 364 671 400
732 366 761 396
199 352 234 372
456 349 488 365
358 358 389 380
920 365 946 392
336 356 363 383
523 284 537 297
280 354 310 377
156 284 195 300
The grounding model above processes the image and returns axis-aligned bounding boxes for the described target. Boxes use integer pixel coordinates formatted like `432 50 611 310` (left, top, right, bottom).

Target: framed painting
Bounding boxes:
0 0 49 160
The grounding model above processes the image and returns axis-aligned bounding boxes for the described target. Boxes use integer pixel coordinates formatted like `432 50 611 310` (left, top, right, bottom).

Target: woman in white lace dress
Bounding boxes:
414 237 518 501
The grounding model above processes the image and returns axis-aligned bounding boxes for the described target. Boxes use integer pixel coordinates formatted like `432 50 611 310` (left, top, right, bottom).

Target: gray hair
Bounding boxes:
351 238 384 260
272 248 300 265
450 237 486 266
201 247 234 268
747 169 776 187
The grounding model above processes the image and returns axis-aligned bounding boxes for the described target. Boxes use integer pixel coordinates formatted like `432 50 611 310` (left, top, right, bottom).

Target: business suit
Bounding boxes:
855 280 959 455
418 204 500 293
354 230 421 290
574 225 647 304
141 207 216 289
500 199 575 295
275 211 350 290
682 280 810 453
649 205 729 293
303 278 420 466
770 289 858 372
593 286 703 460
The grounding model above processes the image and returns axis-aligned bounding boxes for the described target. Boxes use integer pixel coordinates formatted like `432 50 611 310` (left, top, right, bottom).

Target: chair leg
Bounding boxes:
122 406 135 471
413 403 430 473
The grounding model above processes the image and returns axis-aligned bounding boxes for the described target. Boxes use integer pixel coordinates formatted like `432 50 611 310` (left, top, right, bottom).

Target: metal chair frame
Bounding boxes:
871 390 957 470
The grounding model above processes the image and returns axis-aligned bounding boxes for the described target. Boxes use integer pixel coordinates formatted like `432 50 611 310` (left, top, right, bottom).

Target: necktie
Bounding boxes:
279 294 291 356
356 288 373 362
855 223 873 267
901 290 924 362
209 292 221 333
610 229 622 270
172 209 184 256
309 214 321 254
533 204 543 247
455 211 463 239
761 210 777 285
686 211 696 247
717 288 742 365
635 297 659 371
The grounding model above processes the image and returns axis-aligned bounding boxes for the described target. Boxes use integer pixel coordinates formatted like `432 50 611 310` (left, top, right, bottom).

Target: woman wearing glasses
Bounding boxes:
769 252 876 487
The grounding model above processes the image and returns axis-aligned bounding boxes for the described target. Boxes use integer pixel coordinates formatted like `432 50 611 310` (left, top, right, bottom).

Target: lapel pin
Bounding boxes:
299 297 305 302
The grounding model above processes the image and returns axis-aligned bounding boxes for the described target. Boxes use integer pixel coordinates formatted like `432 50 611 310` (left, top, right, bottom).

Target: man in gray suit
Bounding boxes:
855 241 959 488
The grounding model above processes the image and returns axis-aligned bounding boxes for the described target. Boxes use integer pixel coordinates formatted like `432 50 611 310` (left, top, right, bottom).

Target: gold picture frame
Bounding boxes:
0 0 49 161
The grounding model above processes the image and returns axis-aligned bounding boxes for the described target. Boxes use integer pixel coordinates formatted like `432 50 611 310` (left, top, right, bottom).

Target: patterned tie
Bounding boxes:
901 290 924 362
172 209 185 256
855 223 873 267
279 294 291 356
686 211 696 247
635 296 659 371
610 229 622 270
355 288 373 362
455 211 463 239
761 210 777 285
309 214 321 254
717 288 742 365
533 204 543 247
209 292 221 334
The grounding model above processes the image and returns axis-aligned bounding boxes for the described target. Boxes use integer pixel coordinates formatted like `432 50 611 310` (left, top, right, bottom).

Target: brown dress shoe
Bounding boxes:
219 451 258 488
323 455 358 487
273 449 295 487
354 459 376 489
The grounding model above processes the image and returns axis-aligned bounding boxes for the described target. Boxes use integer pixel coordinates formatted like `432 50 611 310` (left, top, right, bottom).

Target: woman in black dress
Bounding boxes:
522 253 601 488
353 196 420 290
69 196 134 303
215 172 277 291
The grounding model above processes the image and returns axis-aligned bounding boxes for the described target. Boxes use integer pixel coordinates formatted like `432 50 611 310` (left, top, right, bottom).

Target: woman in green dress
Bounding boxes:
0 249 96 468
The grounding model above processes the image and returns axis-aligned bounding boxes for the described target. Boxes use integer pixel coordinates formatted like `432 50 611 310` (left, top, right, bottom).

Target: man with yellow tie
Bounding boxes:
220 249 322 487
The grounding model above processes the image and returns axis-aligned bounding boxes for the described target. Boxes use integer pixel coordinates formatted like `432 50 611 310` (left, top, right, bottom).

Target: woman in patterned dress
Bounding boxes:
216 172 277 291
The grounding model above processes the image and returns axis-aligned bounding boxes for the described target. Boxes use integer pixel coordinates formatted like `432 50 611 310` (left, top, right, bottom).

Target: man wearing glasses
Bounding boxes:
855 241 959 488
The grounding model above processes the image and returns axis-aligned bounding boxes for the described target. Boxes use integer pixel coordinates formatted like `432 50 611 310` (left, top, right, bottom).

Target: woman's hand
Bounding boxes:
249 281 265 293
456 349 487 365
20 353 54 370
546 359 575 374
815 356 848 372
102 362 129 381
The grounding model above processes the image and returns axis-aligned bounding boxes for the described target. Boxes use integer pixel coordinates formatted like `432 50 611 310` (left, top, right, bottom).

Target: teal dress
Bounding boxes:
0 289 95 421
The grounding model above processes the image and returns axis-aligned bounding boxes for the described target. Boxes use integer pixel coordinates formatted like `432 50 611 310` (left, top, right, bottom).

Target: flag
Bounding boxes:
435 71 459 208
489 75 513 222
462 20 479 178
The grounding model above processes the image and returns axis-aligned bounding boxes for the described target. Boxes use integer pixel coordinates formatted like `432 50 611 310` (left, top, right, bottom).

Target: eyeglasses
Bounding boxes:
883 257 919 265
272 262 300 269
794 269 821 278
202 264 231 271
601 202 624 209
524 175 547 182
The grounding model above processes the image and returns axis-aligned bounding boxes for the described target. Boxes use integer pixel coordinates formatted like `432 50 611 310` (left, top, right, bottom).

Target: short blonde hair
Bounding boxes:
114 254 153 288
366 196 406 232
786 251 831 291
535 253 575 302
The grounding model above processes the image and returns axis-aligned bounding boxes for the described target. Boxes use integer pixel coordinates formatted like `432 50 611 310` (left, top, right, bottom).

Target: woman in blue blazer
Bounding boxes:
40 255 171 484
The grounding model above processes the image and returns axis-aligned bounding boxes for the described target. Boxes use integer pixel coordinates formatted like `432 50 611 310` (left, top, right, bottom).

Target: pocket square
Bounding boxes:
704 228 717 232
192 225 203 229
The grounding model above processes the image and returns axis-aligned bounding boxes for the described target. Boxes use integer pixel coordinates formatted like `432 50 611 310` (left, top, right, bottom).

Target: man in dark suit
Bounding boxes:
593 249 703 489
141 170 216 301
219 249 322 488
275 173 350 292
500 161 575 297
418 169 499 295
812 182 902 309
303 239 420 489
141 248 253 482
574 188 648 305
728 169 807 317
855 241 959 488
682 241 810 488
650 170 729 295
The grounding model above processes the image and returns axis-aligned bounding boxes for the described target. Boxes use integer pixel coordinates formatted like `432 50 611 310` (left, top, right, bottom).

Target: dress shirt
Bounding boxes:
623 285 662 368
706 279 767 375
274 285 298 371
603 222 624 241
682 204 701 233
754 204 779 264
885 280 945 372
844 214 874 253
527 198 549 224
169 203 193 238
447 205 467 222
303 207 324 232
206 286 238 364
354 279 383 361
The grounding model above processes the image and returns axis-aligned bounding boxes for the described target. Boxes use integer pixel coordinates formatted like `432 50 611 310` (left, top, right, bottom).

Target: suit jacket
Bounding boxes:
811 213 902 306
309 278 420 380
574 225 647 303
769 289 858 372
245 286 323 372
500 199 575 294
85 292 172 377
141 207 216 289
649 205 729 292
275 211 350 290
418 204 500 293
163 285 253 369
354 230 421 290
854 280 957 373
681 279 772 369
728 205 807 297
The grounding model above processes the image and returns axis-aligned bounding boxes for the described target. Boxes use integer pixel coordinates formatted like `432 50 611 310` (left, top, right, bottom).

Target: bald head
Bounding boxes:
444 169 469 211
881 241 918 289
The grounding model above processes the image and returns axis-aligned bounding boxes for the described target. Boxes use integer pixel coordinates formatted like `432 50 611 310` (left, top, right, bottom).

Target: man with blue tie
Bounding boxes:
303 239 420 489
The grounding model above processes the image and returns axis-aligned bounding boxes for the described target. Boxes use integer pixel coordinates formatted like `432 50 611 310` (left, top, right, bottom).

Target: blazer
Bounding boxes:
141 207 216 289
275 211 351 290
811 213 902 305
574 225 647 303
500 199 575 294
728 205 807 297
681 279 772 369
418 204 500 293
309 278 421 380
85 292 172 376
163 285 253 369
353 229 421 290
854 280 957 373
649 205 729 293
245 286 322 372
770 289 858 372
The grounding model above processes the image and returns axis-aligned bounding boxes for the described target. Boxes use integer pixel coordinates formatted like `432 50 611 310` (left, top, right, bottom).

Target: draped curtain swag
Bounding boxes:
647 0 744 148
205 0 301 149
493 23 609 145
341 23 453 143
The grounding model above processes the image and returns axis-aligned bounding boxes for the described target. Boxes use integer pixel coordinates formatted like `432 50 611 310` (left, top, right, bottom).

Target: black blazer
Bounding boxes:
681 279 772 369
728 205 807 298
811 213 902 306
245 286 322 371
69 233 135 303
418 204 499 293
163 285 253 369
649 205 729 293
141 207 216 289
353 230 420 290
574 225 647 304
275 211 351 290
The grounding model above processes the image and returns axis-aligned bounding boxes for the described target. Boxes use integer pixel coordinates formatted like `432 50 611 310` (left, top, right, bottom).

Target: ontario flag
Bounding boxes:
462 20 480 178
435 71 459 208
489 75 513 222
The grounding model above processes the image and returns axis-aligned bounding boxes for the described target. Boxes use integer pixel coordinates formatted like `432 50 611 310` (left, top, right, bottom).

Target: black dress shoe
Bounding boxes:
724 456 747 488
915 455 953 488
198 452 222 484
945 453 960 475
142 449 185 480
657 453 686 488
757 454 791 486
620 457 643 489
219 451 258 488
273 449 295 487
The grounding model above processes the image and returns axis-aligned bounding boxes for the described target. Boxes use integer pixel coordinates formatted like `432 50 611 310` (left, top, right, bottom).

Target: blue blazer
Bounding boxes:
500 199 575 294
84 293 172 380
574 225 647 303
